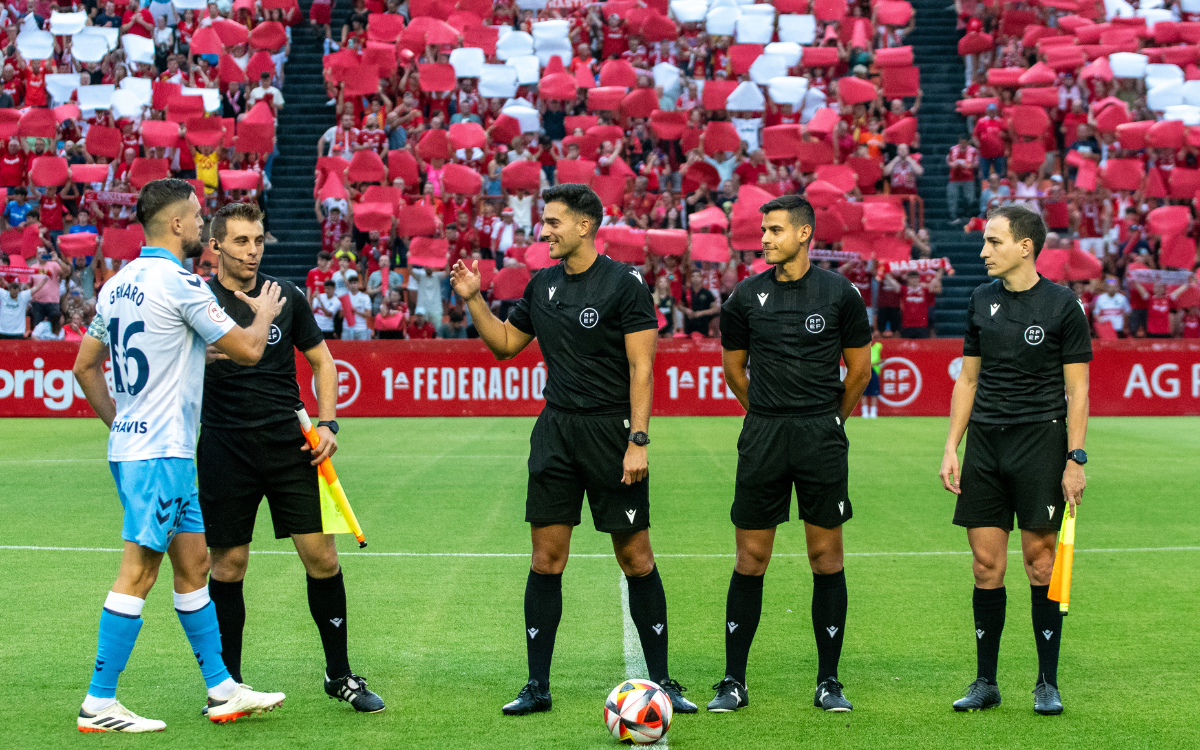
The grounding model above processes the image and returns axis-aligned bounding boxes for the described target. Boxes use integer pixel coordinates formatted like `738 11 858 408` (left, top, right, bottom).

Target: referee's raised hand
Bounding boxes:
236 279 288 319
450 260 481 301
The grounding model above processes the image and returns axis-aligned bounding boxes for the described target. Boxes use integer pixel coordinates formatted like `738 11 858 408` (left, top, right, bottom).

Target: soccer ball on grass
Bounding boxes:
603 679 672 745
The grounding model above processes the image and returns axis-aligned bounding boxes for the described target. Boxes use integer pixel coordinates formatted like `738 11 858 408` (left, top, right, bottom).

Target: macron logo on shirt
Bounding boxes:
757 292 769 307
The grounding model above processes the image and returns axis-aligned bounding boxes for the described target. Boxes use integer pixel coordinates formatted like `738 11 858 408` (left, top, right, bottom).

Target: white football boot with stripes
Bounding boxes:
77 701 166 733
206 684 285 723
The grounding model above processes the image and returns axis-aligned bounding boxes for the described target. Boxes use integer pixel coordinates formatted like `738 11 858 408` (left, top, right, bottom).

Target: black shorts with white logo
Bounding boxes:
954 419 1068 532
731 409 851 530
526 406 649 533
197 422 322 548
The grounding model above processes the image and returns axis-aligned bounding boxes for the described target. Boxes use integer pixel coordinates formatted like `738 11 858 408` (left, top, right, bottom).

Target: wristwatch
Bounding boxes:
628 431 650 446
1066 449 1087 465
318 420 340 435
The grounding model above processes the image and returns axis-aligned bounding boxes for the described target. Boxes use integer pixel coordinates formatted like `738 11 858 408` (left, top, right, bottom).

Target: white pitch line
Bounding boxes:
618 573 666 749
2 545 1198 557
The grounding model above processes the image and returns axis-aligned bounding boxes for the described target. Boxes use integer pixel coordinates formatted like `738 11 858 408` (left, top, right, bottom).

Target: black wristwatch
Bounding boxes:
1066 449 1087 465
318 420 340 435
628 431 650 446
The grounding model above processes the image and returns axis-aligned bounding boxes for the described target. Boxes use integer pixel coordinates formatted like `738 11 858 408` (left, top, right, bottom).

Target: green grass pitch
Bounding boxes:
1 416 1197 750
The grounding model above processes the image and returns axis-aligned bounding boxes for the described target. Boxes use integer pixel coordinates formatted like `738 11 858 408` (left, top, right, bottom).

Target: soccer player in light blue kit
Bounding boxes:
71 179 291 732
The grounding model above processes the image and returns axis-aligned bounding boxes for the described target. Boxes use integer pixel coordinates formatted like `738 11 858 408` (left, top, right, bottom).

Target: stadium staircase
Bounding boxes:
259 0 348 285
909 0 987 337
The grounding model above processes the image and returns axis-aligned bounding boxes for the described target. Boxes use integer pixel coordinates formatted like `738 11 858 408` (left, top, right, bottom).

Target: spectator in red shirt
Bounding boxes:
972 103 1007 179
0 139 26 188
38 186 68 237
886 271 940 338
946 135 978 226
306 250 334 303
320 207 349 253
405 306 436 339
1143 283 1174 338
23 60 48 108
121 0 155 38
600 14 627 60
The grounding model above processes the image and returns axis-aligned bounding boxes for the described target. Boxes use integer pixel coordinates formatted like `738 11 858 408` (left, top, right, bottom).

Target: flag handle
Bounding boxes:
297 408 367 548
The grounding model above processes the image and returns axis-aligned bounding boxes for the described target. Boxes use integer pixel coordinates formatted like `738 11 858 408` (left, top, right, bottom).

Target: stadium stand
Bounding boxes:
949 0 1200 339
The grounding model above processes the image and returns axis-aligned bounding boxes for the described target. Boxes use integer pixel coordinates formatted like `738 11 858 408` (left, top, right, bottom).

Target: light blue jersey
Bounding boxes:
88 246 235 551
90 247 235 462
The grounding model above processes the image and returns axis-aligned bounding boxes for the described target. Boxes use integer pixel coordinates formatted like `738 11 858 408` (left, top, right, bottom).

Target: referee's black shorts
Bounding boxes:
526 406 649 534
954 419 1068 533
732 409 851 530
197 421 322 548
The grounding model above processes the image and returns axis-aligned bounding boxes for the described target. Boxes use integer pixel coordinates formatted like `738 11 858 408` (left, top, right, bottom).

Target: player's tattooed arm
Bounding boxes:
73 331 117 428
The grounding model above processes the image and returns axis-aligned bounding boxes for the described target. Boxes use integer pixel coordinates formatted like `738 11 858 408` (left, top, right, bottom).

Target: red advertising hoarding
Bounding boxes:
1 339 1198 418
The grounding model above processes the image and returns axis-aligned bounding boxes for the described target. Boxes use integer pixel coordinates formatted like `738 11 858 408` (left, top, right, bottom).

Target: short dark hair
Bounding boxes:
136 178 197 226
541 183 603 237
759 194 816 233
211 201 264 242
317 250 333 262
987 204 1047 258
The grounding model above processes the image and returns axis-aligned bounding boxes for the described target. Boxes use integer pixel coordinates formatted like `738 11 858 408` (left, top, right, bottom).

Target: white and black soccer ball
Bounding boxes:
604 679 672 745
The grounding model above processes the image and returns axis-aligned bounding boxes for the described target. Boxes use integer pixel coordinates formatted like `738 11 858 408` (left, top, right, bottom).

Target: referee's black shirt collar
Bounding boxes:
997 274 1047 299
768 262 814 288
211 273 264 296
563 253 602 282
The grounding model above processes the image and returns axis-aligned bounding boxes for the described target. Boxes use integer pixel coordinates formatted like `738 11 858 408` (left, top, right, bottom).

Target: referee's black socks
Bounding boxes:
724 570 764 684
812 570 847 684
973 586 1006 685
308 569 352 681
525 569 563 689
626 565 670 684
208 577 245 684
1030 584 1062 687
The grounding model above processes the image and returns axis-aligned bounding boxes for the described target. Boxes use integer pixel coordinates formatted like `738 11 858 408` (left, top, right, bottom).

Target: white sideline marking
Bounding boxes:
618 573 667 748
2 545 1197 557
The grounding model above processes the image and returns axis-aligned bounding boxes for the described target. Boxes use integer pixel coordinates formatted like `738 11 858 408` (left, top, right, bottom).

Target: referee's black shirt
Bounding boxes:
721 265 872 415
963 277 1092 425
507 254 658 414
202 274 326 429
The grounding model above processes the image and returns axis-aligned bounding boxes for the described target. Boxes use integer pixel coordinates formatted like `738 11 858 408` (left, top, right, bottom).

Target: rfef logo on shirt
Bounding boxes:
579 308 599 328
267 325 281 345
805 314 825 334
1024 325 1045 345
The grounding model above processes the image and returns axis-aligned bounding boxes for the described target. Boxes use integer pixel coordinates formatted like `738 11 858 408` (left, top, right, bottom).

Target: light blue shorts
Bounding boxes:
109 458 206 552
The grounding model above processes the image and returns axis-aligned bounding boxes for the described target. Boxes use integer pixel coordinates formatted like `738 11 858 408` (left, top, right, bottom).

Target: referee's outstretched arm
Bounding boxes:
450 259 534 360
940 356 980 494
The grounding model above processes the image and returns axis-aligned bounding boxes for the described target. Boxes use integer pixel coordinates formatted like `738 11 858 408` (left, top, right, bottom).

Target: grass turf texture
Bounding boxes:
1 416 1197 750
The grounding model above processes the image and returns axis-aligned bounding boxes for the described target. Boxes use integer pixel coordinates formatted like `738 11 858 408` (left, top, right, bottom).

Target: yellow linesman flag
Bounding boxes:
319 475 353 536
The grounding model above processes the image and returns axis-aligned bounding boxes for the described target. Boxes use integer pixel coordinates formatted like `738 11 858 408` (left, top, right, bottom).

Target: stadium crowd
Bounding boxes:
303 0 948 340
0 0 291 339
952 0 1200 338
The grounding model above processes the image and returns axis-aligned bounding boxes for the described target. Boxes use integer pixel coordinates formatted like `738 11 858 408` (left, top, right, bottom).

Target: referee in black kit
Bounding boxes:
199 202 384 712
708 195 872 714
940 204 1090 716
449 183 696 716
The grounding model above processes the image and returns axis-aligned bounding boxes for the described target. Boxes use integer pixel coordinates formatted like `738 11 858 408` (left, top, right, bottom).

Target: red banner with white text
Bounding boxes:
1 339 1198 417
